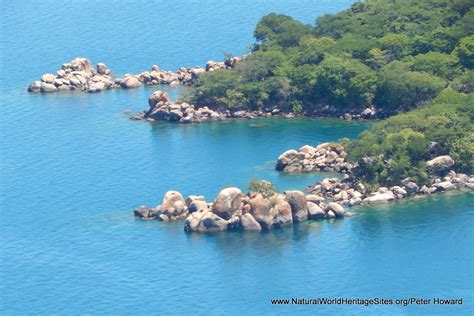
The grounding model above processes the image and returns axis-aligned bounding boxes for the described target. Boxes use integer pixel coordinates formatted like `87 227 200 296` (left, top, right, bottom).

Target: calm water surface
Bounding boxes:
1 1 473 315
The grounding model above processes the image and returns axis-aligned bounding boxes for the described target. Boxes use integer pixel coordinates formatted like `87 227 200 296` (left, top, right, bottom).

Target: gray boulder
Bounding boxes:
159 191 187 218
327 202 346 217
241 213 262 231
427 155 455 175
307 202 325 220
212 187 243 220
284 190 308 222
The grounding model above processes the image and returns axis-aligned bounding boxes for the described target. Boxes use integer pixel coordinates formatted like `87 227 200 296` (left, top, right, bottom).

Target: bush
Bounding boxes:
246 178 278 198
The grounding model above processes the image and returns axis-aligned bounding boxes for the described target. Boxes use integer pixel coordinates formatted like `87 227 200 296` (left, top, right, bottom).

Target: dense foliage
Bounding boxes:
343 90 473 186
191 0 473 115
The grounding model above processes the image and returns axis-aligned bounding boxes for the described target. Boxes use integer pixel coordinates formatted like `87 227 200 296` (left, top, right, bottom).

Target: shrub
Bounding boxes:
246 178 278 197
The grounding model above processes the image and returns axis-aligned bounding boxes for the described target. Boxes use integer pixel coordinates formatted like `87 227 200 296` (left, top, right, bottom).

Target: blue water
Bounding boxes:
1 1 473 315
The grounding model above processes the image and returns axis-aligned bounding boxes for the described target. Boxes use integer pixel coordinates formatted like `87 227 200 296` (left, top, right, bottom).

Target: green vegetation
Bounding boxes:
190 0 472 115
246 178 278 198
191 0 473 187
343 90 473 186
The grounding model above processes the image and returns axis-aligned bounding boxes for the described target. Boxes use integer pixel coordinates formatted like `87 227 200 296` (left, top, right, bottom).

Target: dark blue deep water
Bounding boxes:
1 1 473 315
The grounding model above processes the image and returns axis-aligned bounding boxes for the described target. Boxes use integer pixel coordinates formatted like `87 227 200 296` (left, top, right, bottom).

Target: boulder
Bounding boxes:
121 76 141 89
426 155 455 175
159 191 187 218
148 90 170 107
41 83 58 92
241 213 262 231
404 182 419 195
86 81 106 93
96 63 110 75
184 210 205 232
307 202 325 220
434 181 456 191
249 194 275 229
363 192 395 204
41 73 56 83
284 190 308 222
168 109 183 122
326 202 345 217
305 194 324 204
133 206 157 220
188 200 208 213
27 81 42 93
185 195 205 207
276 150 302 171
197 212 228 232
212 187 243 219
271 195 293 227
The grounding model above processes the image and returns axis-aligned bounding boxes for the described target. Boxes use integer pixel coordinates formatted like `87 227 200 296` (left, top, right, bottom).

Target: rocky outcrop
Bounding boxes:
28 58 114 93
134 185 349 233
130 90 288 123
28 56 244 94
427 155 455 175
276 143 351 173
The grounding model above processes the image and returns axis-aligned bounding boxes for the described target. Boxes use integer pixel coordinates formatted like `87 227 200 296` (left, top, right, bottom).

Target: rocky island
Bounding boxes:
27 56 242 94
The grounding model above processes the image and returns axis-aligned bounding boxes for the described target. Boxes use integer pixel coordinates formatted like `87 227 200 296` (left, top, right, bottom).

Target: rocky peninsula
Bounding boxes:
128 90 295 122
276 144 474 206
27 56 242 93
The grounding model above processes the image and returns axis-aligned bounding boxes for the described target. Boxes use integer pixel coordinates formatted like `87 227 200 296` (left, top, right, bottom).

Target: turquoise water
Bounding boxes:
1 1 473 315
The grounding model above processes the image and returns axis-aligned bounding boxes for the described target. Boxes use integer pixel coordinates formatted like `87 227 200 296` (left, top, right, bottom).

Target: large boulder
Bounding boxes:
159 191 187 218
241 213 262 231
27 81 42 93
249 194 275 229
426 155 455 175
284 190 308 222
41 73 56 83
197 212 228 232
121 76 141 89
271 195 293 227
275 149 300 171
64 58 94 74
307 202 325 220
434 181 456 191
96 63 110 75
363 192 395 204
184 210 228 233
211 187 243 219
41 83 58 92
148 90 170 107
188 200 208 213
326 202 345 217
86 81 106 93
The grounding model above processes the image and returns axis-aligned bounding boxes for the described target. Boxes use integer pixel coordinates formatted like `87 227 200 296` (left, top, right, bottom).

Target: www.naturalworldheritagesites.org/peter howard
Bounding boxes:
271 297 463 306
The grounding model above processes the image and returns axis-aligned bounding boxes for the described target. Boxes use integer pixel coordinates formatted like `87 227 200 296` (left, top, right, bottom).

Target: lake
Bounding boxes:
1 1 473 315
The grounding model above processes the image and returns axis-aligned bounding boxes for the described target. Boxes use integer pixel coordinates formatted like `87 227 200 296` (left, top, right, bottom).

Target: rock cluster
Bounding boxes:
130 91 290 123
276 142 351 173
301 154 474 205
27 58 114 93
134 187 349 233
28 56 244 94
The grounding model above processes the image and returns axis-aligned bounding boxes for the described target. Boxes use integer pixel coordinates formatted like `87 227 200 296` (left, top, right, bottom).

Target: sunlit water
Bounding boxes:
1 1 473 315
